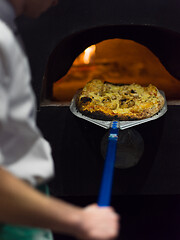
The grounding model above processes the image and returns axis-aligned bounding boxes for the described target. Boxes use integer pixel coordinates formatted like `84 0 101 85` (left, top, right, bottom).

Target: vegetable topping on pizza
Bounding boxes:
76 79 165 120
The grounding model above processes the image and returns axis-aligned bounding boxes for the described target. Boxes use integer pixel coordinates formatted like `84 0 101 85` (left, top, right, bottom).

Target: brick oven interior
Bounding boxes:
16 0 180 239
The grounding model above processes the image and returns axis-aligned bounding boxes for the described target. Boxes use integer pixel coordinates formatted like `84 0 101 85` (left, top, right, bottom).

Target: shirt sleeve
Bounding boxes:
0 50 9 123
0 24 10 167
0 21 55 186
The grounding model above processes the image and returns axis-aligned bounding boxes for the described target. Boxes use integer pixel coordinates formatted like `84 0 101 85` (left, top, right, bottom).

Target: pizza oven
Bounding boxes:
17 0 180 239
45 31 180 103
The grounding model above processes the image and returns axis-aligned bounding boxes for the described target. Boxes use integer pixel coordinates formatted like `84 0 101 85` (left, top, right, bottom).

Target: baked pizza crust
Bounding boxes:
76 79 165 121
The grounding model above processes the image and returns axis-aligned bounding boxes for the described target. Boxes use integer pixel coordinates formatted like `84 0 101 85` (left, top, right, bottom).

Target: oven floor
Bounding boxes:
52 195 180 240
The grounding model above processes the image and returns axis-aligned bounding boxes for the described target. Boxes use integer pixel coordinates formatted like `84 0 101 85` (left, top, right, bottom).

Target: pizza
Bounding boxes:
76 79 165 121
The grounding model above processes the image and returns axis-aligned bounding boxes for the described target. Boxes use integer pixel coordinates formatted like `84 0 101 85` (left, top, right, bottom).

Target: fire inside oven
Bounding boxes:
44 38 180 103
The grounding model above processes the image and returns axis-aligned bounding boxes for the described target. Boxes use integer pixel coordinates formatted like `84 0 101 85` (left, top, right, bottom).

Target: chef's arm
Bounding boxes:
0 168 120 240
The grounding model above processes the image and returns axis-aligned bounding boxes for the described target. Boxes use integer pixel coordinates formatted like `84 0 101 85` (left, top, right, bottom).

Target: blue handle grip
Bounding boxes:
98 121 119 207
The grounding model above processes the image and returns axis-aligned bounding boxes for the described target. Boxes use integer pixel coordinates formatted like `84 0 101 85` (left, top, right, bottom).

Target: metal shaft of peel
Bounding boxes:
98 121 119 206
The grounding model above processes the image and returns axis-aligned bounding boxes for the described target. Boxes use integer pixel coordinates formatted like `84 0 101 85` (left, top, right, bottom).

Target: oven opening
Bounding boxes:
42 38 180 106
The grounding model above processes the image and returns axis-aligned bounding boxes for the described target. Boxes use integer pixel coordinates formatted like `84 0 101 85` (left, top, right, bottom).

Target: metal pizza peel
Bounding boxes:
70 91 167 206
70 91 167 130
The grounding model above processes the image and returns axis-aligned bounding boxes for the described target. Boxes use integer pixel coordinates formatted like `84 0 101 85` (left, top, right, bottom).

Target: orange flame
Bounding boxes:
83 45 96 64
73 45 96 65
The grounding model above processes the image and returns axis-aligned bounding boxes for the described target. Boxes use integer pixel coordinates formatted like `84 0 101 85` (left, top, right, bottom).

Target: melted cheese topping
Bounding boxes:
79 79 165 120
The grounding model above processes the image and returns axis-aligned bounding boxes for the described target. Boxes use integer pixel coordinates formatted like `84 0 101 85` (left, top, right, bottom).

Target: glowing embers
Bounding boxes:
53 39 180 102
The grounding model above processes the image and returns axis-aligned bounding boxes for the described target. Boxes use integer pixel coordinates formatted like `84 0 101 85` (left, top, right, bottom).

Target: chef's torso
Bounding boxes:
0 0 54 186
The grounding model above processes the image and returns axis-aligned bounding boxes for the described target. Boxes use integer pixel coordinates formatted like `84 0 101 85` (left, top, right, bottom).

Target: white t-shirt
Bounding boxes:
0 0 54 186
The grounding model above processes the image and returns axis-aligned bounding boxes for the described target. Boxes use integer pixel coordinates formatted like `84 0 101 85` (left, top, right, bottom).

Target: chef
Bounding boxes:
0 0 120 240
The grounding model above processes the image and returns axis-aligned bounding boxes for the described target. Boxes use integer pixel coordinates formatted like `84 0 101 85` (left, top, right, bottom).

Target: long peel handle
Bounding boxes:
98 121 119 207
